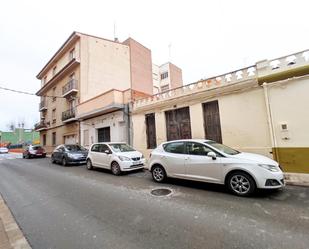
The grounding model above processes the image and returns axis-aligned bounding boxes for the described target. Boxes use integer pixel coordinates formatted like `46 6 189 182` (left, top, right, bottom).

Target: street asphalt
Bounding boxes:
0 153 308 249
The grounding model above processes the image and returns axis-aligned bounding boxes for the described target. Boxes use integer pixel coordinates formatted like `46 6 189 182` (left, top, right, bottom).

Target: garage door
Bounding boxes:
64 135 76 144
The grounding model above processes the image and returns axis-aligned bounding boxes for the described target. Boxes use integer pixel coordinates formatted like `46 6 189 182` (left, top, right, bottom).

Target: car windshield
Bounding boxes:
109 143 135 152
32 146 43 150
205 141 240 155
65 145 85 151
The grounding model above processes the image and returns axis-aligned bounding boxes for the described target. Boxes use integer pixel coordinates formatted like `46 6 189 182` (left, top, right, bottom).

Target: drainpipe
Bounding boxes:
262 83 278 160
124 104 131 145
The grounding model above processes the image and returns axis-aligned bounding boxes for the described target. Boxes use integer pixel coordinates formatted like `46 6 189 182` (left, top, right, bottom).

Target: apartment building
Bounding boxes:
132 50 309 174
152 62 183 94
35 31 183 153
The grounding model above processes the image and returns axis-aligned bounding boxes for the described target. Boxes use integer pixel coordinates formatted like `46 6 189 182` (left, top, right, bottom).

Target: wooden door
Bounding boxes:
145 113 157 149
203 101 222 143
165 107 192 141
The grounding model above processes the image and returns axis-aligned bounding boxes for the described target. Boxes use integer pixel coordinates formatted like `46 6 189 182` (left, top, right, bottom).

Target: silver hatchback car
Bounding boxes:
149 139 284 196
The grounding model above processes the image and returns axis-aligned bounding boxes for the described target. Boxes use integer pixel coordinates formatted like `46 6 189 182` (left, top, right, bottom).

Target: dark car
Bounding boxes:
23 145 46 159
51 144 88 166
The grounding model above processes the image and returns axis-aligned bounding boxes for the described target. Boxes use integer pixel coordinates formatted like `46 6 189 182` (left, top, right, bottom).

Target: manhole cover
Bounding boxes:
151 188 172 196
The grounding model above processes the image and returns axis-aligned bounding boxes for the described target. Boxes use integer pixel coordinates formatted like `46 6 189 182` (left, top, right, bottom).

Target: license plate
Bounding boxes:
133 161 141 165
37 154 42 156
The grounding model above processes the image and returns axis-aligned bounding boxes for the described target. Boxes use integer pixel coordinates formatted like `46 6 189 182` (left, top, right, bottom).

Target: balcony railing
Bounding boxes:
62 108 76 122
34 121 47 131
62 79 78 97
39 100 47 111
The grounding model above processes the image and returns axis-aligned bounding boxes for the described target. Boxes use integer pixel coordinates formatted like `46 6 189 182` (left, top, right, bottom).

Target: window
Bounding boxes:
52 132 56 146
100 144 110 153
69 48 75 60
145 113 157 149
160 72 168 80
109 143 135 152
52 109 56 123
52 87 56 102
42 134 46 146
91 144 100 152
83 130 89 146
205 141 239 155
52 66 57 76
160 85 169 92
69 72 75 81
163 142 185 154
186 142 213 156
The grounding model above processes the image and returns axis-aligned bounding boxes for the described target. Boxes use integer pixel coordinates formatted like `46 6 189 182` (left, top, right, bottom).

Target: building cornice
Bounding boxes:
36 32 80 79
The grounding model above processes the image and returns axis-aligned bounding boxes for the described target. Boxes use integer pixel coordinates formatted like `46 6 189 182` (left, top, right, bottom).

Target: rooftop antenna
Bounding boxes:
114 21 119 42
168 43 172 61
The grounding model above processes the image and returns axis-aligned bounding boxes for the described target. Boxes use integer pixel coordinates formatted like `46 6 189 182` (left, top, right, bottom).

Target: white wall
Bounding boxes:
268 76 309 147
80 111 127 147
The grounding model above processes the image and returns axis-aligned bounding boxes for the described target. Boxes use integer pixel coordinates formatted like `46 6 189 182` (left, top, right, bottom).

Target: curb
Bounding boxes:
0 194 31 249
284 173 309 187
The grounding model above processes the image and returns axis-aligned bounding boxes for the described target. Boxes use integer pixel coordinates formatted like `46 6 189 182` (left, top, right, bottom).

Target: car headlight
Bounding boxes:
118 156 131 161
258 164 280 172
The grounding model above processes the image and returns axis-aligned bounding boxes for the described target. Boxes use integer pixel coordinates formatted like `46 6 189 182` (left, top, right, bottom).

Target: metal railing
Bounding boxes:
62 108 76 121
34 121 47 130
39 100 47 110
62 79 78 96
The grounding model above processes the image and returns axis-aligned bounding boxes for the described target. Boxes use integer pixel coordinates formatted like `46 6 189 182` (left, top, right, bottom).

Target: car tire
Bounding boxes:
62 157 67 167
151 165 167 183
111 162 121 176
51 156 55 164
86 159 93 170
227 171 256 197
25 154 30 159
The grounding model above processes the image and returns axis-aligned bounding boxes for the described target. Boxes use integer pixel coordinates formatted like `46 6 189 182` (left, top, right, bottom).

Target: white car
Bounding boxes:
149 139 284 196
86 142 145 175
0 147 9 153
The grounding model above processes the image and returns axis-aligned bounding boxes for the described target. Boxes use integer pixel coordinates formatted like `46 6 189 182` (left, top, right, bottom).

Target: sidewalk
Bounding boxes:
284 172 309 187
0 194 31 249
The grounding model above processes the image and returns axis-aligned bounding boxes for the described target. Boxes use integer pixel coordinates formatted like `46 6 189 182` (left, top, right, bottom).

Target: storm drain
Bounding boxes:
151 188 172 197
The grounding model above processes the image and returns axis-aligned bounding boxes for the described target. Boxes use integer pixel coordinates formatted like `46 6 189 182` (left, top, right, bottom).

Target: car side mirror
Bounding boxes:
104 150 111 154
207 151 217 160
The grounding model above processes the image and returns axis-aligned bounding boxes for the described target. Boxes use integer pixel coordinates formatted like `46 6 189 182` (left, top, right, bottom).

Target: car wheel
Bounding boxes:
62 157 67 167
111 162 121 176
227 171 256 197
25 154 30 159
86 159 93 170
51 156 55 164
151 165 167 183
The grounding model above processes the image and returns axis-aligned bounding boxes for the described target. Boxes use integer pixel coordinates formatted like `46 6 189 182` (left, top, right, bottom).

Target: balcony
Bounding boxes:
62 108 77 123
39 100 47 111
34 121 48 131
62 79 78 98
77 89 125 120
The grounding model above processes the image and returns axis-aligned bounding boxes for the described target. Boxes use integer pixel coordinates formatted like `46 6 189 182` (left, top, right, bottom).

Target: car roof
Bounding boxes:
162 139 213 144
92 142 126 145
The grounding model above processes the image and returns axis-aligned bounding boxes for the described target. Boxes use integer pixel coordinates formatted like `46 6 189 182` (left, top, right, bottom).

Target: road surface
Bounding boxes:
0 154 308 249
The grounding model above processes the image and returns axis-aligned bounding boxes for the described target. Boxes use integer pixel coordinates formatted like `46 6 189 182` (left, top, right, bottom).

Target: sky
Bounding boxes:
0 0 308 131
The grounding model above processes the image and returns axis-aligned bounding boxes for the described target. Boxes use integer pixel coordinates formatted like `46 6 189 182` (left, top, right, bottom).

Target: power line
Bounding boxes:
0 86 65 99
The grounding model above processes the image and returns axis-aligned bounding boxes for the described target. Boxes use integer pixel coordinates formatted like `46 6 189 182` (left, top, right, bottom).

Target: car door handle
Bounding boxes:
184 156 189 160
